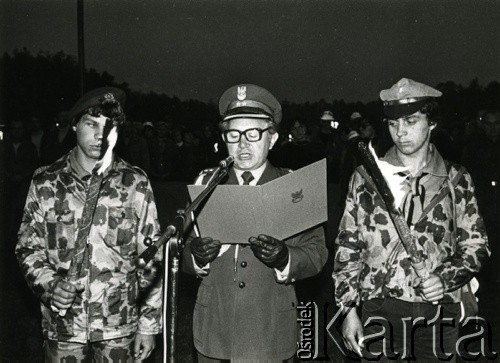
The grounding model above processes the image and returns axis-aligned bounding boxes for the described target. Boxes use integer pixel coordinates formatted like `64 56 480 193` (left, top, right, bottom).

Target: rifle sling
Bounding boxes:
357 164 465 273
66 173 105 280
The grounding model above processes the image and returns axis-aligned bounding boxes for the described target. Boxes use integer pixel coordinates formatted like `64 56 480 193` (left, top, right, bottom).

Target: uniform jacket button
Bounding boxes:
238 281 245 288
240 261 247 268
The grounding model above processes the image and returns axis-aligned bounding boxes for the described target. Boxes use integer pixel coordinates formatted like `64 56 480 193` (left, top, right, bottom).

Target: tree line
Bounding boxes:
1 48 498 132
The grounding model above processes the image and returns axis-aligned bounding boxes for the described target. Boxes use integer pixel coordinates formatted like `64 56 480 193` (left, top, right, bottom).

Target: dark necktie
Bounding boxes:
241 171 255 185
403 173 427 225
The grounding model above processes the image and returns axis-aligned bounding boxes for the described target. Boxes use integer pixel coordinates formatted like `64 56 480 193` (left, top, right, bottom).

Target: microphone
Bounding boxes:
219 155 234 168
135 225 177 268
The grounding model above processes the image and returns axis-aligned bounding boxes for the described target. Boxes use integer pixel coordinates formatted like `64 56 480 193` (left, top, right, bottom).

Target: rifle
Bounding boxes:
355 141 430 282
57 121 116 316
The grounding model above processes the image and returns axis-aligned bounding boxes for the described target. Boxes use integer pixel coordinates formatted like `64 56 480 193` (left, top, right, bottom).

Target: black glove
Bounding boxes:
191 237 221 267
249 234 289 270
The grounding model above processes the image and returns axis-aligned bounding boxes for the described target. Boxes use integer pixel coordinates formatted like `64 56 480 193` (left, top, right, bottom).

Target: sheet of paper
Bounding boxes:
187 159 327 243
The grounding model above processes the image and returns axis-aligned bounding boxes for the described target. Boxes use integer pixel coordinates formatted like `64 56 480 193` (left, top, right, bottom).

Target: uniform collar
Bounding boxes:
382 143 447 177
234 161 268 185
68 148 92 179
68 147 117 179
44 147 132 180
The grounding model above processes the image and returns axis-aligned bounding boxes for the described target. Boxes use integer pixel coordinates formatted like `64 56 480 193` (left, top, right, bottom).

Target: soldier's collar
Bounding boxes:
69 148 92 179
68 148 117 179
420 144 447 177
382 144 447 178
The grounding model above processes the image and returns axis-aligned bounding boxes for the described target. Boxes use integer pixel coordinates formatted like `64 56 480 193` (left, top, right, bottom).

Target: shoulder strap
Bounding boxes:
418 163 465 221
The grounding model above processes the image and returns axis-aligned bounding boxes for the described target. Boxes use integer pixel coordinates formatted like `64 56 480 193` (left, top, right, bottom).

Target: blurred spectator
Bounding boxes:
199 122 225 168
5 119 39 246
462 109 500 233
338 112 382 204
174 129 203 182
270 119 325 170
42 111 76 165
313 110 345 183
28 116 50 162
462 109 500 291
150 121 176 180
431 124 461 163
143 121 156 143
115 120 151 174
347 111 363 134
143 121 159 174
5 119 39 185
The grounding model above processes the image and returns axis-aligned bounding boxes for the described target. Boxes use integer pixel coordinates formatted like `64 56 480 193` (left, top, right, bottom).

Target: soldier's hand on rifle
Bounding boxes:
341 308 364 357
51 280 85 311
191 237 221 267
249 234 289 271
419 274 445 302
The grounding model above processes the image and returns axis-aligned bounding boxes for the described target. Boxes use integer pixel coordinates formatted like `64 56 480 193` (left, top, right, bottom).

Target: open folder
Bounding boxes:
187 158 327 243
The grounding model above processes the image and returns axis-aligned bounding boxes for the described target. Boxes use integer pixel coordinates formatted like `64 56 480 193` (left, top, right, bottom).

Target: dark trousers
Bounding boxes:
361 298 460 362
197 351 294 363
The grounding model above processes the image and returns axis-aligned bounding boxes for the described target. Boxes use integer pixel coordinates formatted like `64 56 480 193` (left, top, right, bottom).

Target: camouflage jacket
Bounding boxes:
15 149 163 343
333 145 490 306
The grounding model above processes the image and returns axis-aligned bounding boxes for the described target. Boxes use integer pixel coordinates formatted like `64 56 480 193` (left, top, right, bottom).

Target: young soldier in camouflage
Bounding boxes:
16 87 163 361
333 78 490 361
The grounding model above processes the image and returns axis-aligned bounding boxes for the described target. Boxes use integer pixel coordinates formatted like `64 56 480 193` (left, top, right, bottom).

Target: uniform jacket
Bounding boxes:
333 145 489 307
15 150 163 343
183 163 328 360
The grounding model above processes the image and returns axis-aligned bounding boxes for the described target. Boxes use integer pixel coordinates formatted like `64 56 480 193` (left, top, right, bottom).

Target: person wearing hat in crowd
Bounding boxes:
183 84 328 362
333 78 489 361
269 118 325 170
15 87 163 361
312 110 344 183
42 111 77 166
338 112 385 207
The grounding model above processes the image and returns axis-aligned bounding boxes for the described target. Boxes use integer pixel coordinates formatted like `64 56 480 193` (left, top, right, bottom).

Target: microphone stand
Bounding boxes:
136 161 233 362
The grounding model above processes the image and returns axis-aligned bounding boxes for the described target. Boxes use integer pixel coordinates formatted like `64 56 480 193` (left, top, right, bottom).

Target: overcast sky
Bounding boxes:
1 0 499 103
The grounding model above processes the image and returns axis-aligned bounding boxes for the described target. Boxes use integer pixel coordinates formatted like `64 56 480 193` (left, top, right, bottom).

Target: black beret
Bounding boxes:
68 87 126 123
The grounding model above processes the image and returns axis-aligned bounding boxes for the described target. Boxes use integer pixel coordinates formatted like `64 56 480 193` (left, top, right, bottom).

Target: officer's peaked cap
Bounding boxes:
380 78 441 119
219 84 282 125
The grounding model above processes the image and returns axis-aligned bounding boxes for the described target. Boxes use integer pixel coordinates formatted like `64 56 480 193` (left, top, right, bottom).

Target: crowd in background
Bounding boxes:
2 107 498 228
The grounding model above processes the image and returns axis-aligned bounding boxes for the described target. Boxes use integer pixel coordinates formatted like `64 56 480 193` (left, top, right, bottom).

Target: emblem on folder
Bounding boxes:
292 189 303 203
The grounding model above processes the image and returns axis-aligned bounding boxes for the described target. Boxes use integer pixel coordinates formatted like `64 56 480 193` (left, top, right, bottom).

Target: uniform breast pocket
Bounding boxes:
105 207 138 257
46 210 75 259
103 283 136 327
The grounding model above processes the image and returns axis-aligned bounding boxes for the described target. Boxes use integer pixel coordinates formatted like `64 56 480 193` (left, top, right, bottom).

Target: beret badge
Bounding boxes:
103 92 116 102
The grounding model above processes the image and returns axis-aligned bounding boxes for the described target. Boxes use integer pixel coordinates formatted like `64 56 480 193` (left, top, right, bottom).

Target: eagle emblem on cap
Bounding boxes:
237 86 247 101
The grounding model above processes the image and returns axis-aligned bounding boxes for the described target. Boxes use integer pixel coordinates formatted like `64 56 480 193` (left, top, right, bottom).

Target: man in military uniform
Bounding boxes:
16 87 163 361
183 84 328 362
333 78 489 361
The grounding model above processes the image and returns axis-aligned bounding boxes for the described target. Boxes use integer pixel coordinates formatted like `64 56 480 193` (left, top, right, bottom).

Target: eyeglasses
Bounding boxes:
223 127 271 143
